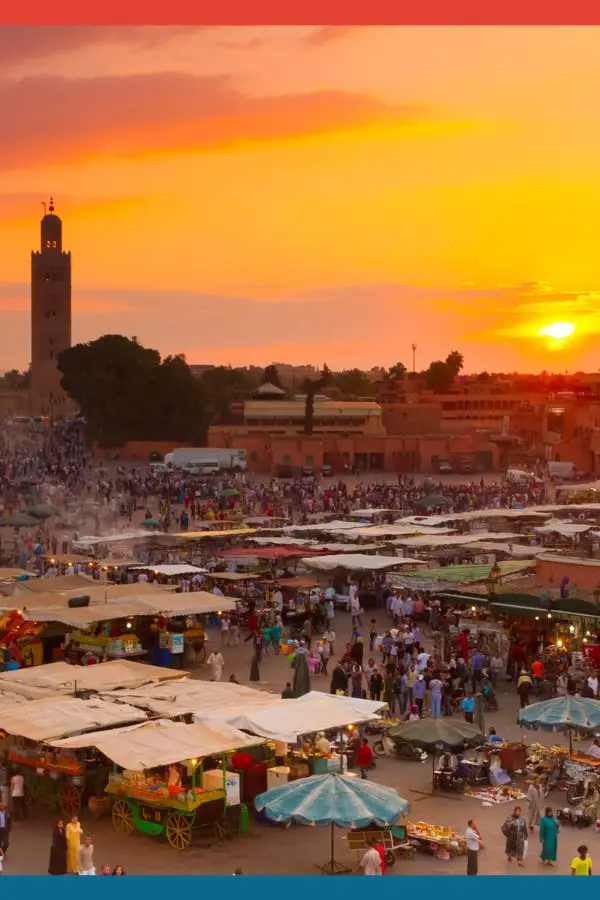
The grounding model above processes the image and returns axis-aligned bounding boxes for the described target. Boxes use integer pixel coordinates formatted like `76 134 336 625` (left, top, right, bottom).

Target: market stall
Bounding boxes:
51 718 264 849
0 694 147 815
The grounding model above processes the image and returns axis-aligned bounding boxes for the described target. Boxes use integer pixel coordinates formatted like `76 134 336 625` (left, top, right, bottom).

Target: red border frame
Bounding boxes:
3 0 599 25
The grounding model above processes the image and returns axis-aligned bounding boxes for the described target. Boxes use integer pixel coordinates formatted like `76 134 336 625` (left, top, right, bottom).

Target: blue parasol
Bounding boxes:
519 696 600 752
255 772 410 874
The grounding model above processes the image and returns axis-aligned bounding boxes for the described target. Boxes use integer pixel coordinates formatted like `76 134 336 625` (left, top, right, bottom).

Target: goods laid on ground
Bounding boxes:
406 820 466 859
465 786 526 805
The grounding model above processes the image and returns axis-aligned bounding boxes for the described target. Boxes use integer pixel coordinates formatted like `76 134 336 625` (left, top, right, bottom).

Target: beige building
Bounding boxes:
240 399 385 435
30 199 72 416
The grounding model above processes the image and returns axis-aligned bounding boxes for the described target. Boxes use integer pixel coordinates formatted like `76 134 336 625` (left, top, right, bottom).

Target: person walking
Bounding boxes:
460 692 475 724
466 819 481 875
429 673 443 719
65 814 81 874
503 806 528 867
527 778 544 831
359 837 382 875
78 834 95 875
571 844 592 875
207 649 224 682
539 806 559 867
0 803 9 855
9 769 25 820
48 819 68 875
356 738 374 780
517 670 533 709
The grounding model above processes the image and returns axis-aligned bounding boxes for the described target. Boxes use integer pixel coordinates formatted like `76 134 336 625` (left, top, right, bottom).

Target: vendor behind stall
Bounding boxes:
586 738 600 759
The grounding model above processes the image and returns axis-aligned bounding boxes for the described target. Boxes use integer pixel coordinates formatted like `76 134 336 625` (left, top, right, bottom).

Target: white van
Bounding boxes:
506 469 543 486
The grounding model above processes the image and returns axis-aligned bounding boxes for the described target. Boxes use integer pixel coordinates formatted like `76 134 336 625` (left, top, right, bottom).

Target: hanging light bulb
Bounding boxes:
569 625 575 633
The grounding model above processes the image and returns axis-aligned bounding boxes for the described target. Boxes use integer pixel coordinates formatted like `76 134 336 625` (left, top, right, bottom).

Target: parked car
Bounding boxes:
301 464 315 476
459 456 474 474
275 464 293 478
437 458 452 474
321 464 333 476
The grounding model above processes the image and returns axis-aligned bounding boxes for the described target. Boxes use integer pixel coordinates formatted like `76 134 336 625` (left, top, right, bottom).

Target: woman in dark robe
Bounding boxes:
48 819 68 875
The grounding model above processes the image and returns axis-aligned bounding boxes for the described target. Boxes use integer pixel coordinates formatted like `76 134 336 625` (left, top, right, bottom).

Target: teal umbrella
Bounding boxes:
141 517 160 528
255 772 410 874
519 696 600 751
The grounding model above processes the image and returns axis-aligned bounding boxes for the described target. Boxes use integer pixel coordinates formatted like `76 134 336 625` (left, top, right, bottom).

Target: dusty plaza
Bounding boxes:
1 596 595 876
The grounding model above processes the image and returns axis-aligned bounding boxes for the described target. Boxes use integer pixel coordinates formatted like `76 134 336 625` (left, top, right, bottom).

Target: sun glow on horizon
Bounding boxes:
539 321 576 340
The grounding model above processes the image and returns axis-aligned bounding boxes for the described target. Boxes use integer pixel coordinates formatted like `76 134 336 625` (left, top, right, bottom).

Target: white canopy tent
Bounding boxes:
534 522 592 537
99 679 277 719
300 554 426 572
130 565 207 576
0 660 186 697
0 695 147 741
51 718 264 770
195 691 386 744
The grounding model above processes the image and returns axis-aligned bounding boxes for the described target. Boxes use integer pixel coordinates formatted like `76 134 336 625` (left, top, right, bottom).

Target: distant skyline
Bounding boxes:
1 26 600 373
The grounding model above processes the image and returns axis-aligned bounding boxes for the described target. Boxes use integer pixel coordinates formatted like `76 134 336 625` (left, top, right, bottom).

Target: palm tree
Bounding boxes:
446 351 464 376
302 365 332 436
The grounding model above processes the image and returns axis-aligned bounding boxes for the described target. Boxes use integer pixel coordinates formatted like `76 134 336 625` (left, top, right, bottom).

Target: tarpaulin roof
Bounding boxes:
262 576 319 589
217 546 325 559
51 718 263 770
13 574 95 594
0 695 147 741
300 554 425 572
130 565 207 576
434 589 600 620
99 680 276 719
196 691 386 743
0 660 186 697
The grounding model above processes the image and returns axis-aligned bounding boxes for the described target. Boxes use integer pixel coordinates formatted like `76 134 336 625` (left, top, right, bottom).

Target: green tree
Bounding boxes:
3 368 31 389
199 366 257 425
388 361 407 379
58 335 207 445
260 364 283 388
425 360 455 393
335 368 375 398
445 350 464 377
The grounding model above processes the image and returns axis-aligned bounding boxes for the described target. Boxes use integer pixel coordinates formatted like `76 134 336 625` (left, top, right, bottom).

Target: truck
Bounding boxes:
164 448 247 471
547 461 576 481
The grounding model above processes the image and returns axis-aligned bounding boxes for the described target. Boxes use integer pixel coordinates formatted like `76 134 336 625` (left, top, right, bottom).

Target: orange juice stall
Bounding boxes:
50 718 265 849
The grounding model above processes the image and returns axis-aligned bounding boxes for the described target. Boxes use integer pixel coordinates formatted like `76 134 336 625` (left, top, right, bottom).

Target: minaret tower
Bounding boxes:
31 198 72 415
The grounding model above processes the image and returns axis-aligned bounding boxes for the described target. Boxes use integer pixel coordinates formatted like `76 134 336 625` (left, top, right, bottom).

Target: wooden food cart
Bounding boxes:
50 718 264 850
8 737 109 816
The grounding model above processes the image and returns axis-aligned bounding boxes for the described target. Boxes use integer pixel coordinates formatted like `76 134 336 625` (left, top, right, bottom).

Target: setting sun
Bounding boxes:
539 322 576 340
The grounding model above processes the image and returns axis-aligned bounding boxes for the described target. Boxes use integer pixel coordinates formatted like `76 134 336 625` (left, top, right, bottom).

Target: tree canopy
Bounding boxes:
425 350 464 393
260 364 282 388
335 368 375 398
58 335 207 446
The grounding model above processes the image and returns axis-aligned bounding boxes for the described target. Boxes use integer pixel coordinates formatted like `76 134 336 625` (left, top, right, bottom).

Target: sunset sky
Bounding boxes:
2 26 600 373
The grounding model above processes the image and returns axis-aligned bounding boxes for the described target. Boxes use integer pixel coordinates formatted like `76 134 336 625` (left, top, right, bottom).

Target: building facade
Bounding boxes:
30 199 72 416
207 397 498 474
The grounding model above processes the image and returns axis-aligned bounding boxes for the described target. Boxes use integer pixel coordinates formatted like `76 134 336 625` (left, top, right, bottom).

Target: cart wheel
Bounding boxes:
166 812 192 850
384 851 396 867
58 783 82 817
112 800 134 835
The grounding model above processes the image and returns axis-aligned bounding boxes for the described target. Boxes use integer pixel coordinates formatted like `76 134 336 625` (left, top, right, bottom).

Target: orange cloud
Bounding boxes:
0 26 204 69
0 73 422 171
